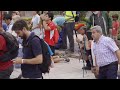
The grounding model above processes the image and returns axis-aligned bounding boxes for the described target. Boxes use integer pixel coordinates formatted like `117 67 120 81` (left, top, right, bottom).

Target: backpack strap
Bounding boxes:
26 35 42 57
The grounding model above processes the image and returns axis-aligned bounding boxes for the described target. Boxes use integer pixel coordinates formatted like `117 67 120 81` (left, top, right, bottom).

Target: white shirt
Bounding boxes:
31 14 44 38
7 23 17 37
91 40 96 66
31 14 40 29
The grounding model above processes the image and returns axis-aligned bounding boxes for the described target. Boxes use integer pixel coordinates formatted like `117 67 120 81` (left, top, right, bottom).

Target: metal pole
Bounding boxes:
0 11 2 27
74 30 87 78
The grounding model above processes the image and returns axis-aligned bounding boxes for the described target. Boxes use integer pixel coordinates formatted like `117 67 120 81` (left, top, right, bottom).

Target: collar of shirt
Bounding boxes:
26 31 34 41
95 35 104 44
6 22 13 30
94 11 102 17
8 22 13 27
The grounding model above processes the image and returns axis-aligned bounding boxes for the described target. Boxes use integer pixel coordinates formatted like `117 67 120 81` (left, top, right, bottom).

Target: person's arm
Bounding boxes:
92 44 98 66
95 56 98 67
86 15 93 31
106 12 112 30
76 37 81 43
32 24 40 30
13 55 43 64
13 37 43 64
106 38 120 62
40 14 51 30
42 21 51 30
104 11 112 35
32 16 41 30
84 35 90 50
115 50 120 64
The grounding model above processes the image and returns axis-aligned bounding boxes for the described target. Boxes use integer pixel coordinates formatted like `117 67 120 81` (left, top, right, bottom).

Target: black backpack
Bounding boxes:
28 35 51 74
0 32 19 62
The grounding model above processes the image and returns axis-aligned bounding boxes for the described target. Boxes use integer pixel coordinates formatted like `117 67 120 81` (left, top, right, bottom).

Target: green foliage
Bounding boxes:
118 34 120 40
109 11 120 21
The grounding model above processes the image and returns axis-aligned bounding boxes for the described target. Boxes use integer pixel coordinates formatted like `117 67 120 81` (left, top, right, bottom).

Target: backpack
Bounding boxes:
53 28 59 44
0 32 19 62
29 35 51 74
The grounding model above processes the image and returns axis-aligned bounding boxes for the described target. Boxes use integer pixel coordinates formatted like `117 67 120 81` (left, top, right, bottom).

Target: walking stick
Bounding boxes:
74 30 87 78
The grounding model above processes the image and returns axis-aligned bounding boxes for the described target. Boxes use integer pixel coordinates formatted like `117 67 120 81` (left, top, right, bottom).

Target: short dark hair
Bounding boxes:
112 14 119 19
12 19 28 31
4 14 12 20
35 11 39 14
46 12 54 21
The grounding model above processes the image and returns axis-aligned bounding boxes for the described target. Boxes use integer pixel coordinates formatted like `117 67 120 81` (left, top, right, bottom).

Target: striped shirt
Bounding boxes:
93 35 119 67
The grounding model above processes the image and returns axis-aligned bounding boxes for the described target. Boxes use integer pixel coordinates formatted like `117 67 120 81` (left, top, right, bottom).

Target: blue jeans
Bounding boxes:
99 61 118 79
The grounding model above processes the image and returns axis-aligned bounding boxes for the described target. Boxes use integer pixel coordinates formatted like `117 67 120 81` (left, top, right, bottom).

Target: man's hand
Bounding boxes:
40 14 46 20
91 66 99 75
13 57 22 64
95 66 99 75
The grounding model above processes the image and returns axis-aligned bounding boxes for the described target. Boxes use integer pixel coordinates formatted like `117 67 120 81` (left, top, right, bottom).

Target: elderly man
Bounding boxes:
91 25 120 79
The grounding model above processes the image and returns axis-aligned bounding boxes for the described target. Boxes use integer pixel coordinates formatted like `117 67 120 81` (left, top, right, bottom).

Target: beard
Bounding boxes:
20 33 27 40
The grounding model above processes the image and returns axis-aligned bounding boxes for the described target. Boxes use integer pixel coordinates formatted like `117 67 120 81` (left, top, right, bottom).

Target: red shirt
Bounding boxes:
44 21 56 46
112 21 120 36
0 35 13 71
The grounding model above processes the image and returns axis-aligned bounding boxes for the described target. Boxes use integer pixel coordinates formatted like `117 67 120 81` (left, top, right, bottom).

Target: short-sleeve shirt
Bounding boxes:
93 35 119 67
53 16 65 26
22 32 42 78
44 21 56 46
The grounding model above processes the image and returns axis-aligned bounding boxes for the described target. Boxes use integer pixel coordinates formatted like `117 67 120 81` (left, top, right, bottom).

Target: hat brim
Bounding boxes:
76 26 87 31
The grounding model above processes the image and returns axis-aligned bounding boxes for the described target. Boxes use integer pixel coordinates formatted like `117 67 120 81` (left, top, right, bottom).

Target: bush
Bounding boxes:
118 34 120 40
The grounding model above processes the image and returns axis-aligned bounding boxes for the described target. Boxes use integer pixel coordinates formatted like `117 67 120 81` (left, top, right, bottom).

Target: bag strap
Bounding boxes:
71 11 75 18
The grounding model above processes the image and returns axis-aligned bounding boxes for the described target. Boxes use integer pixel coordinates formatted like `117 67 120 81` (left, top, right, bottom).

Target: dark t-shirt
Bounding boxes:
22 32 42 78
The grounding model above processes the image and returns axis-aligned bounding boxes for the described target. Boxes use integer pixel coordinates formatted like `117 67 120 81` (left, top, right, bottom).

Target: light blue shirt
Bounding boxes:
53 16 65 26
45 42 54 56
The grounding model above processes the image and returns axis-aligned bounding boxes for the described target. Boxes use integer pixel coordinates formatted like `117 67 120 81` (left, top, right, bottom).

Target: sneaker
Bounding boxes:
64 58 70 62
82 66 91 70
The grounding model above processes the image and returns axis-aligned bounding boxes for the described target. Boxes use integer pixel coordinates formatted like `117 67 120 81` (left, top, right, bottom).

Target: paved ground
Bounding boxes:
10 34 96 79
10 34 120 79
10 58 95 79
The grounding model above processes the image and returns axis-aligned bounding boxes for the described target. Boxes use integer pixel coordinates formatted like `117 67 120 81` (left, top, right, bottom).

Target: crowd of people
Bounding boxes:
0 11 120 79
